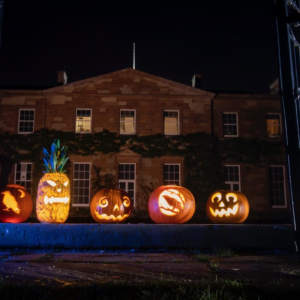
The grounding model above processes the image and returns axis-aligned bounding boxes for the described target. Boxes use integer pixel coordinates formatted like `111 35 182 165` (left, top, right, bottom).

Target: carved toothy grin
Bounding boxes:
94 211 130 221
44 196 69 205
209 204 239 217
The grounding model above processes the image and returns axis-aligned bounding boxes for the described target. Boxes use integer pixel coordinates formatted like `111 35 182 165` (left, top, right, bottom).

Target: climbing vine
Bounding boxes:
0 129 285 211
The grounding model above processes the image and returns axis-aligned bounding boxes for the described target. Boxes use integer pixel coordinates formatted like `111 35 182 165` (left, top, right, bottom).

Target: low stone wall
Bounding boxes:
0 224 295 250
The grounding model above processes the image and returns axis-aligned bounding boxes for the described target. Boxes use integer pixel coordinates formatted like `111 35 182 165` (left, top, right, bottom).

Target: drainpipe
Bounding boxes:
211 93 218 136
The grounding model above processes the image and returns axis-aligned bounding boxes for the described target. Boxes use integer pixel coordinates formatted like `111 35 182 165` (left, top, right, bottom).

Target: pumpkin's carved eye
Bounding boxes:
63 181 69 187
226 193 238 203
211 192 222 203
46 180 56 187
123 196 130 207
99 197 109 208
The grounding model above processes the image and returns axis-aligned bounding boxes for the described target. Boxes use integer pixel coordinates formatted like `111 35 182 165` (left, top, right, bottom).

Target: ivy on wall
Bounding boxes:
0 129 285 212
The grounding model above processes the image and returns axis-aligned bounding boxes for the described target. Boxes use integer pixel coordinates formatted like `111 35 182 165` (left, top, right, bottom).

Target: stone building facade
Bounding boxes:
0 68 289 221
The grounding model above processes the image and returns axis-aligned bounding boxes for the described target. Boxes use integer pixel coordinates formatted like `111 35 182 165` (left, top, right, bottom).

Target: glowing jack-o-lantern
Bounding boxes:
90 188 132 223
0 184 33 223
206 190 249 223
148 185 195 224
36 139 70 223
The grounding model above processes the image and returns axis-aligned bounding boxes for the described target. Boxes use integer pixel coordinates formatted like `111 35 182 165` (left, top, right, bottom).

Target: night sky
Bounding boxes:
0 0 279 93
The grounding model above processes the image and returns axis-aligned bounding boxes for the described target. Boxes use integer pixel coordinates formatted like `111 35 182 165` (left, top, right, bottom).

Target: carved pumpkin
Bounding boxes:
148 185 195 224
36 173 70 223
0 184 33 223
206 190 249 223
36 139 70 223
90 188 132 223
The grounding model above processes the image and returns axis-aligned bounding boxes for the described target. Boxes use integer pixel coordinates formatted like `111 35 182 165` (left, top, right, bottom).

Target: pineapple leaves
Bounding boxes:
43 139 68 173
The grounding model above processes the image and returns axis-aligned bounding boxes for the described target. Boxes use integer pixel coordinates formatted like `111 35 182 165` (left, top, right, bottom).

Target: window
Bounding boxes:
269 166 286 207
267 113 282 137
224 165 240 191
164 110 179 135
164 164 181 185
18 109 34 133
118 164 135 206
14 163 32 193
223 112 238 137
120 109 136 134
73 163 91 206
75 109 92 133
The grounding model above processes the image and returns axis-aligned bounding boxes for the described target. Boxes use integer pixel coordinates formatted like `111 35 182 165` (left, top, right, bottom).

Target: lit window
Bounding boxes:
164 110 179 135
119 164 135 206
120 110 136 134
267 113 282 137
73 163 91 206
18 109 34 134
14 163 32 193
269 166 286 207
223 113 238 137
224 165 240 191
75 109 92 133
164 164 180 185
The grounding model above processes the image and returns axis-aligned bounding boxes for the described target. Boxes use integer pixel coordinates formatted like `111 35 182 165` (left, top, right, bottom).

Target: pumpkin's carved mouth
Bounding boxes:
44 196 69 205
158 189 185 216
209 204 239 217
94 211 130 221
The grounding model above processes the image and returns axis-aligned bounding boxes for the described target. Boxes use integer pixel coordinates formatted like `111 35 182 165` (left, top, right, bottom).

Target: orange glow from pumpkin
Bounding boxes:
36 173 70 223
0 184 33 223
148 185 195 224
206 190 249 223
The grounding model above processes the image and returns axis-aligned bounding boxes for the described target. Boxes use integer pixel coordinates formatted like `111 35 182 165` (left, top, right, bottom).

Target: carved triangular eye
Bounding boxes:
63 181 69 187
46 180 56 187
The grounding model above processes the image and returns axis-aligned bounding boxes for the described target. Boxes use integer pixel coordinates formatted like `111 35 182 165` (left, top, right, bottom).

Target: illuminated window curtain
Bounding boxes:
120 110 135 134
267 114 281 136
164 111 179 135
76 109 92 133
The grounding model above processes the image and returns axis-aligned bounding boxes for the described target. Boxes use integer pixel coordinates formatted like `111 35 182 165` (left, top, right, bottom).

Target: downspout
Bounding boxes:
43 92 47 128
211 93 218 136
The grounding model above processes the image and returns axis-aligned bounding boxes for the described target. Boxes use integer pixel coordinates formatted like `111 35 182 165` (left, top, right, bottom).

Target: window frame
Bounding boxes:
18 109 35 134
224 165 241 192
223 112 239 137
163 163 181 185
14 162 32 193
118 163 136 206
164 110 180 135
269 165 287 208
72 162 91 207
75 108 92 134
266 113 282 137
119 109 136 135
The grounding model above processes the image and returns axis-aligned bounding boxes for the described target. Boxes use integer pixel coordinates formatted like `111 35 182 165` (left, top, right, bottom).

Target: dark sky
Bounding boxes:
0 0 279 93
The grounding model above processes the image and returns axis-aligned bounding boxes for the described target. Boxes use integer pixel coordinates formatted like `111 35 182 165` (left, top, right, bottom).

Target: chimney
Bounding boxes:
269 78 279 95
57 70 68 85
192 74 202 89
